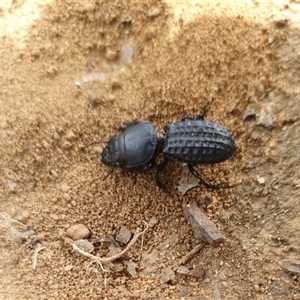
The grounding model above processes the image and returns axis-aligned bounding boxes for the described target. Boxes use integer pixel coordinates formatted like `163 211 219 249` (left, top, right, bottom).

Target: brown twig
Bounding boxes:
178 243 205 265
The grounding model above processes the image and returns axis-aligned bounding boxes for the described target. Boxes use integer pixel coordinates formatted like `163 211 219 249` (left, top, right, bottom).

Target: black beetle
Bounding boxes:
100 114 236 192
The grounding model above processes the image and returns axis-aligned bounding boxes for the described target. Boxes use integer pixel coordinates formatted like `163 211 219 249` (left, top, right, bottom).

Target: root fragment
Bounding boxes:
32 243 46 270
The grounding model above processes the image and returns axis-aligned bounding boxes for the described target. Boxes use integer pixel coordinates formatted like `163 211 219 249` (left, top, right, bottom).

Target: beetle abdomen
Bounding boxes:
163 120 236 164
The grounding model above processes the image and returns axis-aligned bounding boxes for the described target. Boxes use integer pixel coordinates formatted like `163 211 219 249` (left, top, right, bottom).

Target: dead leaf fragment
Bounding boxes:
178 165 199 195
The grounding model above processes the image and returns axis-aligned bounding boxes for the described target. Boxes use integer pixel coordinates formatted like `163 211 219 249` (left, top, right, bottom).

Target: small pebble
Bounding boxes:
184 201 225 244
149 216 158 226
160 266 175 284
31 48 40 58
65 131 78 143
147 6 160 18
65 265 73 271
219 271 227 281
177 266 190 274
87 95 100 108
116 226 132 244
61 141 72 149
60 183 70 192
80 280 86 286
50 214 59 221
282 263 300 275
8 182 17 190
107 245 121 257
127 259 138 277
53 132 60 141
80 2 94 13
106 49 118 61
257 106 274 129
46 65 58 78
121 43 134 62
213 289 222 300
74 239 95 253
67 224 90 240
268 36 275 44
191 268 206 279
250 129 262 140
257 177 265 184
63 193 71 201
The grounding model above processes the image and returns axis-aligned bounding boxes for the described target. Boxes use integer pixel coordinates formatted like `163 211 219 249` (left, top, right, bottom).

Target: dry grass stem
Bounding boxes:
178 243 205 266
138 220 149 261
86 260 110 273
32 243 46 270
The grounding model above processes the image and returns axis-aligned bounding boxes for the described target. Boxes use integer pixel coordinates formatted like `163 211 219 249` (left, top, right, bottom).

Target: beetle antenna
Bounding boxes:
103 166 115 181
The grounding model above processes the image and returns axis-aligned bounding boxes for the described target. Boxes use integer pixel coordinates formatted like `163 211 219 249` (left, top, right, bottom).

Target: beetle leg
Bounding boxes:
103 166 116 181
188 165 233 189
141 160 156 172
155 159 172 195
117 121 141 132
195 114 204 120
195 106 209 120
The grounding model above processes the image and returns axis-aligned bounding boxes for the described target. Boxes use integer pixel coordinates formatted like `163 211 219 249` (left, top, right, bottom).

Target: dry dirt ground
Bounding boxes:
1 1 300 299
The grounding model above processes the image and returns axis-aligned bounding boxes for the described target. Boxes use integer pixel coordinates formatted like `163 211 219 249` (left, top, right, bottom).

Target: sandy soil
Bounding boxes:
1 1 300 299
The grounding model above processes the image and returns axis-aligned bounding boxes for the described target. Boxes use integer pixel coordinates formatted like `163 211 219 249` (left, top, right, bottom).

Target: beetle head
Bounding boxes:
100 146 111 165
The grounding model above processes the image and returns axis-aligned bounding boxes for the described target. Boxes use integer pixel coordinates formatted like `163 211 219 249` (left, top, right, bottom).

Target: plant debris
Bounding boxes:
32 243 46 270
178 165 199 195
63 222 148 273
0 212 35 242
184 202 225 244
178 243 205 265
